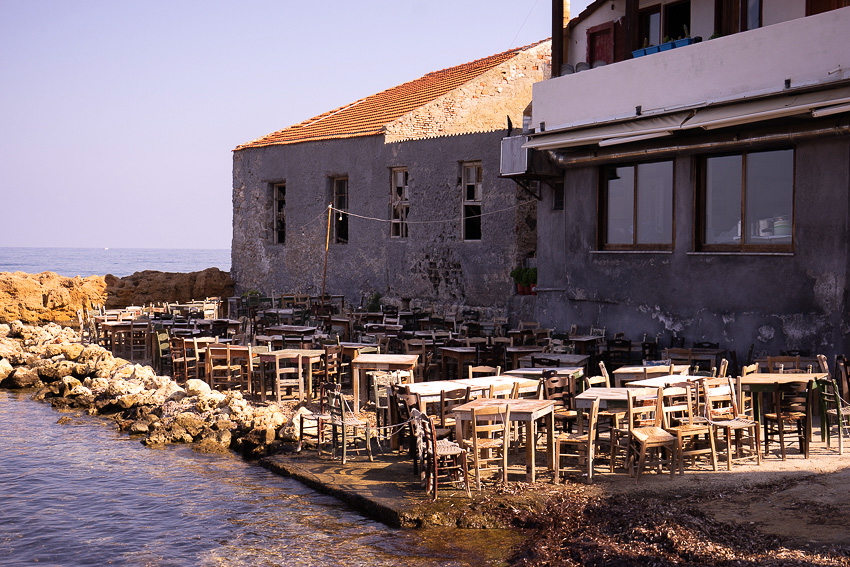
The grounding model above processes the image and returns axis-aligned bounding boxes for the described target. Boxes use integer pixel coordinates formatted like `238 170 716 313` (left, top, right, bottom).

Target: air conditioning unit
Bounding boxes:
500 135 529 176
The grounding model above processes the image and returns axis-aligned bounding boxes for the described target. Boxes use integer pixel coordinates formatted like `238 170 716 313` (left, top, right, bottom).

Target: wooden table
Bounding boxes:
518 352 589 369
739 372 826 425
452 398 555 483
440 346 478 380
612 364 690 387
265 325 318 338
574 387 654 410
568 334 601 355
690 347 729 370
505 345 546 369
351 353 418 412
625 374 699 388
406 375 525 405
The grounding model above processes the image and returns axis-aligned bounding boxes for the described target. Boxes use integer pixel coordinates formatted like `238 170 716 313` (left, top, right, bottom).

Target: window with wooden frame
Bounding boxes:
390 167 409 238
806 0 850 16
272 183 286 244
461 162 482 241
601 160 674 250
716 0 762 35
698 149 794 252
663 0 691 40
552 181 565 211
332 177 349 244
638 6 661 47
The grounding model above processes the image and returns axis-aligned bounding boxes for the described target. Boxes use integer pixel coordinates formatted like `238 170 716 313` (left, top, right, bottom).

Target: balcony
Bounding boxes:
530 8 850 135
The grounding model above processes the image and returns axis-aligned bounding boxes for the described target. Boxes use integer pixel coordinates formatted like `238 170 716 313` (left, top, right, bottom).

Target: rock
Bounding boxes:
129 415 158 435
174 412 206 438
60 344 85 361
280 406 313 442
185 379 211 397
0 272 106 326
194 427 232 453
0 359 13 382
37 360 76 382
58 376 83 396
4 367 40 389
104 268 233 310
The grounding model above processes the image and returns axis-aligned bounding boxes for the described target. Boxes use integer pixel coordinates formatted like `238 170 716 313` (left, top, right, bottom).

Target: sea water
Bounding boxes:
0 247 231 278
0 391 511 566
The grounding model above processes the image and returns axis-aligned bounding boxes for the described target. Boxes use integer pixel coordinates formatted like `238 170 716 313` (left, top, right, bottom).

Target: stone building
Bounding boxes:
232 41 551 314
503 1 850 360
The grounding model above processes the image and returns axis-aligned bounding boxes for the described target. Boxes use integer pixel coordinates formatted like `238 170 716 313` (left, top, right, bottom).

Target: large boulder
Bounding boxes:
4 367 40 389
104 268 233 309
0 273 106 326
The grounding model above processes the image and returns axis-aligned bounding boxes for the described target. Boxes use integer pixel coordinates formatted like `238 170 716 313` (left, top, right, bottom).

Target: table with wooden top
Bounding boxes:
612 364 691 387
505 345 546 369
351 353 418 412
405 375 527 405
518 352 589 370
439 346 478 380
264 325 318 338
574 387 655 410
452 398 556 483
624 374 699 389
739 372 827 426
568 334 602 355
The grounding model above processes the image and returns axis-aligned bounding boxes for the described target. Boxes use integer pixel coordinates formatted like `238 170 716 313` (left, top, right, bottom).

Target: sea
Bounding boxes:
0 247 231 278
0 248 515 566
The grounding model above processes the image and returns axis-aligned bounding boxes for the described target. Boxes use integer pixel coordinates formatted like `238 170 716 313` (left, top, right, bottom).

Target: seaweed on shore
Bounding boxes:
505 485 850 567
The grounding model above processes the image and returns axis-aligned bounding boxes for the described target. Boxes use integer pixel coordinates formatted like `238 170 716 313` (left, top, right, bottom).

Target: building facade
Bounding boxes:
233 42 551 314
506 2 850 360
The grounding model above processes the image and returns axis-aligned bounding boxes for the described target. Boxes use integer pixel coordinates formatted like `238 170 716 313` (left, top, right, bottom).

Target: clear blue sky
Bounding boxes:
0 0 591 250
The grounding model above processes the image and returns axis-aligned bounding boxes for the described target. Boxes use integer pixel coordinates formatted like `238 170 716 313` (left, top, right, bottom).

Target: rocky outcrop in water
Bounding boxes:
104 268 233 309
0 269 234 326
0 322 287 457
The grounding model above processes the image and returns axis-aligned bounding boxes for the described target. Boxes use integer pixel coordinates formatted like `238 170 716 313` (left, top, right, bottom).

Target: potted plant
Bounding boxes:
527 267 538 295
510 267 526 294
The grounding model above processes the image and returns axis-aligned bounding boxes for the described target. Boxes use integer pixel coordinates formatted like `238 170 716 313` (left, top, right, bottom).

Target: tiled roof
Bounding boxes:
235 40 546 150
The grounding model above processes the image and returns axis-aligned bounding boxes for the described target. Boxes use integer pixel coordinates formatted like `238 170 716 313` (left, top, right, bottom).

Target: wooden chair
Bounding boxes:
699 377 762 470
489 381 518 399
814 355 848 454
130 321 148 362
206 344 240 391
371 371 403 442
418 410 471 500
436 386 470 440
461 404 510 490
763 380 812 459
321 344 343 385
153 329 172 376
268 351 304 403
606 338 632 370
626 387 677 479
297 382 340 456
225 345 253 393
403 339 430 382
554 397 600 484
170 337 197 384
469 365 500 379
661 383 717 473
328 389 373 464
767 355 802 373
665 348 694 372
543 372 579 433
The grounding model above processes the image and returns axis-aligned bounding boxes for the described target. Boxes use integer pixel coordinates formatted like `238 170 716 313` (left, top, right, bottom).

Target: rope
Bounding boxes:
328 199 536 225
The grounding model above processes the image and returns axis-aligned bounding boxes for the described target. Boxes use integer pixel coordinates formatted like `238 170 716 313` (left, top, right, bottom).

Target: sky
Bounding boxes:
0 0 592 250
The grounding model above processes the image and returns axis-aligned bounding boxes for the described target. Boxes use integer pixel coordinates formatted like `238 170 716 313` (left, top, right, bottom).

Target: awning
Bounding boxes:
523 85 850 151
680 85 850 130
522 113 690 151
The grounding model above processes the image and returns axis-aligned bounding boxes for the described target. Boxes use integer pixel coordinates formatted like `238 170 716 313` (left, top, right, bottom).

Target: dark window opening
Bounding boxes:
639 8 661 46
390 168 409 238
601 160 674 250
462 162 482 241
333 177 349 244
664 1 691 40
553 182 565 211
273 183 286 245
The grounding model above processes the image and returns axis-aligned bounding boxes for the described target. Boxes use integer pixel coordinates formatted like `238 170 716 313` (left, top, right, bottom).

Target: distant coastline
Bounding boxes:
0 247 231 278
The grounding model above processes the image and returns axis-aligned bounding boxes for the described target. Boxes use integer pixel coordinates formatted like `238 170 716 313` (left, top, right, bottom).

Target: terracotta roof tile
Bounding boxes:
235 40 546 151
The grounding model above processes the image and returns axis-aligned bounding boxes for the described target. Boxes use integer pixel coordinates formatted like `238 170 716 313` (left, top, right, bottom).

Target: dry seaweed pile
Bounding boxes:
506 484 850 567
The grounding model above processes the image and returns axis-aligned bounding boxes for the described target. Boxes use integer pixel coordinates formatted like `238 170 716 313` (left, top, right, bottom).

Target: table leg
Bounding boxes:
525 418 535 483
442 356 448 381
306 359 313 400
353 366 361 413
546 412 555 471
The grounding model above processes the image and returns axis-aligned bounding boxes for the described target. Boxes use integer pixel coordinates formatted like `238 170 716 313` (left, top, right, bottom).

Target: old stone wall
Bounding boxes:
533 134 850 362
385 42 551 143
231 130 534 313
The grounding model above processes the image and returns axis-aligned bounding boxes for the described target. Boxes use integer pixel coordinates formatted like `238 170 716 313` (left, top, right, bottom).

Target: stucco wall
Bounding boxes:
232 131 536 313
533 135 850 362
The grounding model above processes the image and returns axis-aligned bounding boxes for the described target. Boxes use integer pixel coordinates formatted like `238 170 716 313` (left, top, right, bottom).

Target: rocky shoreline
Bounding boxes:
0 321 290 458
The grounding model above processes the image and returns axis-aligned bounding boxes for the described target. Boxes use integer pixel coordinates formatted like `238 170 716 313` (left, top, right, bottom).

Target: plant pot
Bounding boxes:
631 48 647 58
644 45 661 55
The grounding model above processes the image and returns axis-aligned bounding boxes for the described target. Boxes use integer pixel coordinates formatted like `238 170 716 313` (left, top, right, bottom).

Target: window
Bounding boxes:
700 149 794 251
273 183 286 245
663 1 690 40
461 162 482 240
717 0 762 34
390 168 409 238
639 7 661 47
807 0 850 16
552 181 564 211
332 177 349 244
601 160 674 250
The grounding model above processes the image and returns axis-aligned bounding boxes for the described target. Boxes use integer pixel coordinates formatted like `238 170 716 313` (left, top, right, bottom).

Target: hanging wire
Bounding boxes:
329 198 537 225
509 0 541 50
